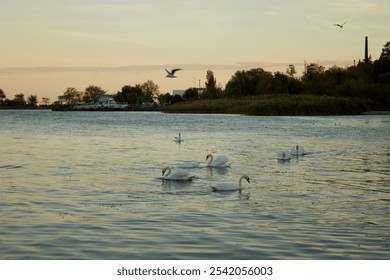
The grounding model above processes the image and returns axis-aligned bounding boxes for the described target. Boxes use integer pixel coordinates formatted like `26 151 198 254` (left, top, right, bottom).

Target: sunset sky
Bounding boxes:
0 0 389 102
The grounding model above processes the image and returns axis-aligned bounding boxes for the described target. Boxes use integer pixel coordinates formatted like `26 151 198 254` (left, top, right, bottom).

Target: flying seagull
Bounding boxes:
165 68 182 78
333 21 348 28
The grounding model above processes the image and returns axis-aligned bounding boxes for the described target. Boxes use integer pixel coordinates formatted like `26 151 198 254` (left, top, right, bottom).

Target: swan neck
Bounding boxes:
239 176 248 188
207 155 213 166
239 176 243 188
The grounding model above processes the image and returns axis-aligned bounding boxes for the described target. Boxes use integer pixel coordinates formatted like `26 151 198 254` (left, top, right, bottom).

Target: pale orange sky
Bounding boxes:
0 0 389 103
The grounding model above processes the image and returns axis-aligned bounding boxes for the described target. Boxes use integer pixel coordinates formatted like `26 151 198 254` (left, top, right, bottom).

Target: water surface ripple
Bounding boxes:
0 110 389 259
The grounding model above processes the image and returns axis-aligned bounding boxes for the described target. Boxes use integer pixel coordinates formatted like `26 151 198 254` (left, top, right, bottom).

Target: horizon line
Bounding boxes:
0 60 355 74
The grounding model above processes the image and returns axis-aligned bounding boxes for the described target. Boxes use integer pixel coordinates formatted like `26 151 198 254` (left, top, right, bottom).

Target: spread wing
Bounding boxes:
171 68 182 74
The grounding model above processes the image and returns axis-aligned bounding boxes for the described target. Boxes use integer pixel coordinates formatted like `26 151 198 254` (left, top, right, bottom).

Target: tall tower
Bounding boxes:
365 36 369 62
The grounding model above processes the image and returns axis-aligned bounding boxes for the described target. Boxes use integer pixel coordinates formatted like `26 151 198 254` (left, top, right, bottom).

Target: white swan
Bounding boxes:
174 133 182 143
206 154 231 167
277 149 291 161
291 145 306 156
211 175 250 191
161 166 194 181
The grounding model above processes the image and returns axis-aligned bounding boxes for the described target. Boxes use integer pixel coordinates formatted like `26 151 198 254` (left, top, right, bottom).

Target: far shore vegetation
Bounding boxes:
1 41 389 116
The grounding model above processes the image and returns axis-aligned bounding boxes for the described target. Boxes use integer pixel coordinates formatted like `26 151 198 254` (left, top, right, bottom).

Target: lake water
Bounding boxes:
0 110 389 259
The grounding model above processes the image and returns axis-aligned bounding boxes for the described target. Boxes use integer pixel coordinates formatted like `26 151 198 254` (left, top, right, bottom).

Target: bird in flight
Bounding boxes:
165 68 182 78
333 21 348 28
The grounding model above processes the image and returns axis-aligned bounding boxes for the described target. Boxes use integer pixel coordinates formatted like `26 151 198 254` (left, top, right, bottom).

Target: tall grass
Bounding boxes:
161 94 371 115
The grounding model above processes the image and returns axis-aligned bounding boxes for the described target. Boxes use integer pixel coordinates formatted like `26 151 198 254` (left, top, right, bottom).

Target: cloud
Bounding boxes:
69 3 151 13
0 60 354 76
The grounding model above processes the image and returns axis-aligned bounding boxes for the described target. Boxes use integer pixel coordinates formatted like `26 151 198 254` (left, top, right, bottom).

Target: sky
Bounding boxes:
0 0 389 103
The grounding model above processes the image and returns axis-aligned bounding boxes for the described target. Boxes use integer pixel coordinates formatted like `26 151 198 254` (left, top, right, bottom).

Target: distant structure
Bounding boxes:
365 36 369 63
173 90 186 97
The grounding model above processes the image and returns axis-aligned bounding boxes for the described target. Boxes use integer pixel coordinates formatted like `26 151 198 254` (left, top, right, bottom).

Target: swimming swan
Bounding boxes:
211 175 250 191
161 166 194 181
206 154 231 167
174 133 183 143
277 149 291 161
291 145 306 156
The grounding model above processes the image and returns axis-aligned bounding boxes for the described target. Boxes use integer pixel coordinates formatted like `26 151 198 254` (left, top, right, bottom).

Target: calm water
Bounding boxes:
0 110 389 259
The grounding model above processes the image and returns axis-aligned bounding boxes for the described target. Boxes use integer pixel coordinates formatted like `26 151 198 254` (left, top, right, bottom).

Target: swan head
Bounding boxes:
206 154 212 160
242 175 250 183
162 167 170 176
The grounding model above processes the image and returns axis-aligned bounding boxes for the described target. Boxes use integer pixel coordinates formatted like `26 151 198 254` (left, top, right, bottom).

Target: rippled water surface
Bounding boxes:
1 110 389 259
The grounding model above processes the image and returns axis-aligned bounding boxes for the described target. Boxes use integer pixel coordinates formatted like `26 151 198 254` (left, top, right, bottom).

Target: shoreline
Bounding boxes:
362 111 390 115
1 108 389 116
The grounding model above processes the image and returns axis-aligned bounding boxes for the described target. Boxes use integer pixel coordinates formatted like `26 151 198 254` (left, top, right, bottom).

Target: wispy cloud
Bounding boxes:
0 60 354 75
69 3 151 13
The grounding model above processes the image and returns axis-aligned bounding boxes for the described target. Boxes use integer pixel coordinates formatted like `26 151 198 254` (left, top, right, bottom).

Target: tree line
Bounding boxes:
1 41 389 110
177 41 389 110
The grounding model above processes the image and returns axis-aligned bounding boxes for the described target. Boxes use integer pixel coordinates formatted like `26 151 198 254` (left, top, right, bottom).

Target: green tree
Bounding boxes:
303 63 325 81
0 89 5 106
63 87 81 104
141 80 159 102
183 88 199 100
40 97 51 106
302 63 328 95
202 70 221 99
83 85 106 103
225 68 275 97
286 64 296 77
157 92 172 105
171 94 183 104
14 93 26 107
115 84 143 106
379 42 390 60
27 95 38 107
373 42 390 83
271 72 290 94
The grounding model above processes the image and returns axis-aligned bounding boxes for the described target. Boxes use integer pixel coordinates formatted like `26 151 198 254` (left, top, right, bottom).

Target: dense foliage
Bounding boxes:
168 41 390 114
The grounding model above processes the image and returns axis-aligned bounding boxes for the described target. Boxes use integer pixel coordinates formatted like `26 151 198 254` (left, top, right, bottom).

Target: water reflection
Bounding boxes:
0 111 389 259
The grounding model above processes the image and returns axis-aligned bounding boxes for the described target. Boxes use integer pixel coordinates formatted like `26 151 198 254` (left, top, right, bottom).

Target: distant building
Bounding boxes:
56 95 67 105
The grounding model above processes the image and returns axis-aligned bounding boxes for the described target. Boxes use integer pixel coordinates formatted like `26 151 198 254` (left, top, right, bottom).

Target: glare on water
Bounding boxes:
0 110 389 259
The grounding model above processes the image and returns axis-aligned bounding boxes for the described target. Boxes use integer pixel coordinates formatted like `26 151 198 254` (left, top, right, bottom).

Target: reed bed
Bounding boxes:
161 94 370 115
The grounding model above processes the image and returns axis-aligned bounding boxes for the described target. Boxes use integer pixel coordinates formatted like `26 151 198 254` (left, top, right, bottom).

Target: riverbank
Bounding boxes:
161 94 374 116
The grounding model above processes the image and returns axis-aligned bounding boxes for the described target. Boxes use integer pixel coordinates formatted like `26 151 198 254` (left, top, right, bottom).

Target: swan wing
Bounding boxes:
164 168 194 181
213 155 229 166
